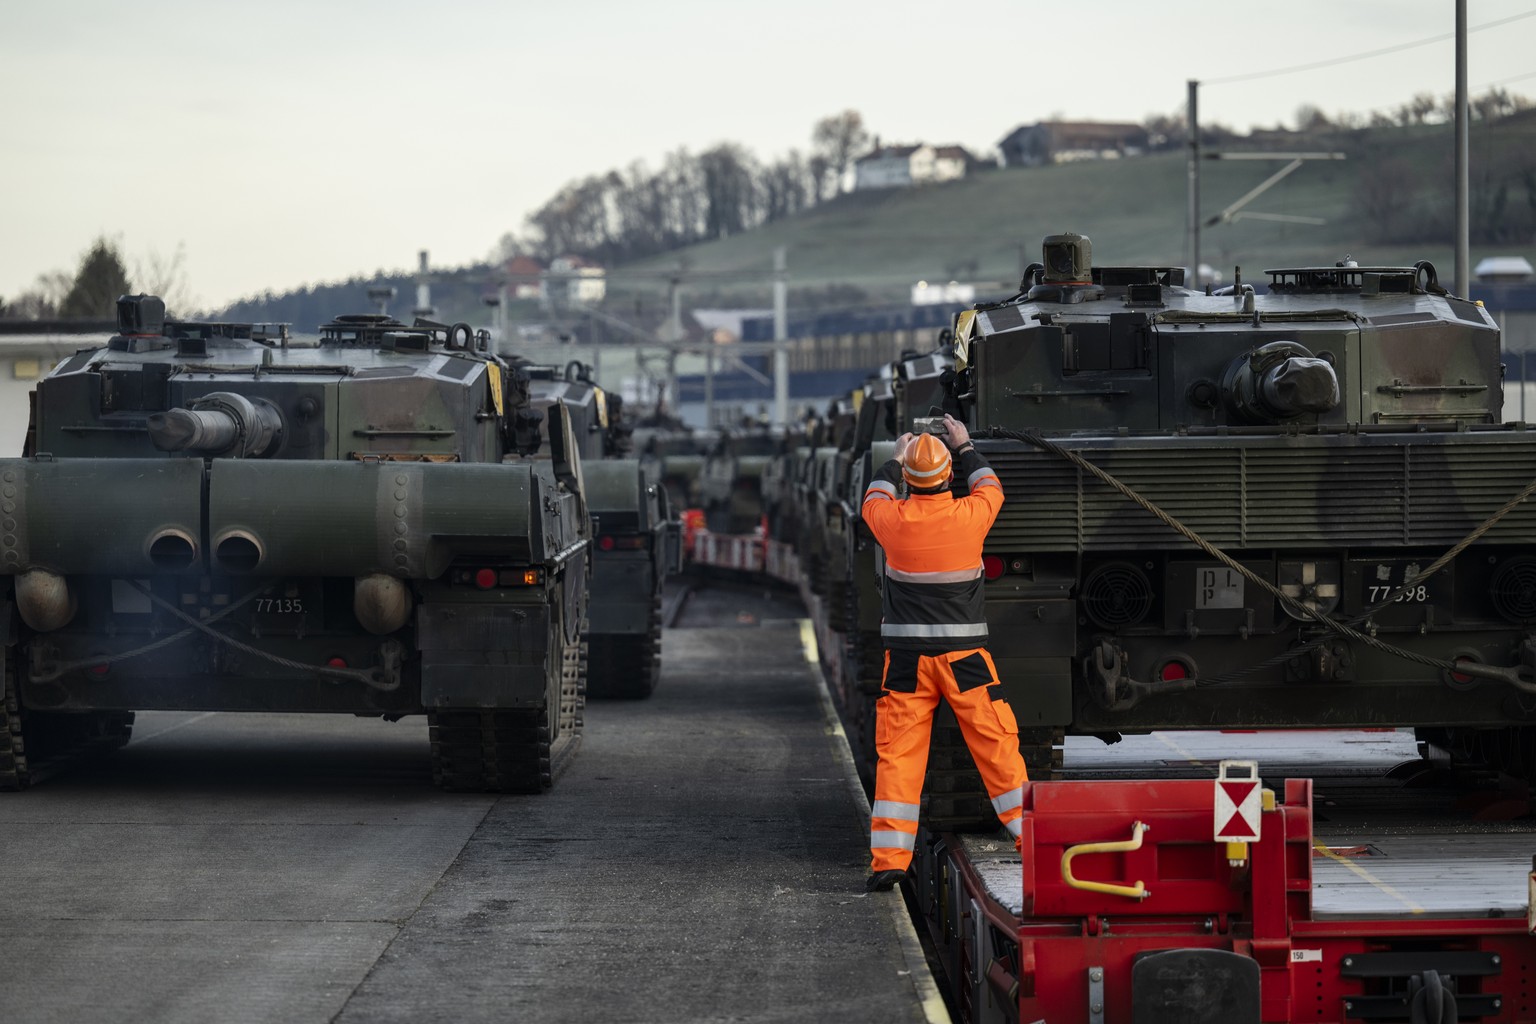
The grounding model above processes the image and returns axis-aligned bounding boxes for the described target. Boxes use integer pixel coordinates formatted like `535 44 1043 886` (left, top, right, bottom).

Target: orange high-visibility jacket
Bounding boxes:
861 444 1003 651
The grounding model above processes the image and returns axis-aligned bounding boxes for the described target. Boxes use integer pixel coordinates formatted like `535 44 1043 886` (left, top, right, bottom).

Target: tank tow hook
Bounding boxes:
1088 639 1199 712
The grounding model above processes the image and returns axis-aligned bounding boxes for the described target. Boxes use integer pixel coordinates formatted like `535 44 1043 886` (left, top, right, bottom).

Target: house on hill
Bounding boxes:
504 255 546 300
998 121 1148 168
854 141 973 190
548 255 606 304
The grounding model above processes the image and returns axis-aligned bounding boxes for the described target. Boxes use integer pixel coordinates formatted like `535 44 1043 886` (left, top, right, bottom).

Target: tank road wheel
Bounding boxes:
586 592 663 700
428 604 587 793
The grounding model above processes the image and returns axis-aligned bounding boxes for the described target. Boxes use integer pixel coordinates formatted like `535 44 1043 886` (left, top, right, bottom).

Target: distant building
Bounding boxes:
911 281 976 306
997 121 1149 168
854 141 973 190
504 255 546 300
548 255 606 305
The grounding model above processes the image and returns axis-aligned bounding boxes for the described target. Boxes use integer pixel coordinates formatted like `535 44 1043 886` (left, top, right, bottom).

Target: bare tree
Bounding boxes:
812 110 870 196
133 242 197 316
4 269 73 318
699 143 761 238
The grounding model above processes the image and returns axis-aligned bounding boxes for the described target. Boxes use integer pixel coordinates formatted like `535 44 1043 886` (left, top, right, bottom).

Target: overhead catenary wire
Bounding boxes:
1203 9 1536 85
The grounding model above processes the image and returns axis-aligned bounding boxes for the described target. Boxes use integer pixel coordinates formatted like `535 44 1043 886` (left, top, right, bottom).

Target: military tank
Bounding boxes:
2 297 590 792
518 360 678 699
939 232 1536 784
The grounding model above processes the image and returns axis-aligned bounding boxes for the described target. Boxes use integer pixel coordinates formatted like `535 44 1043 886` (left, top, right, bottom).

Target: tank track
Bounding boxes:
429 621 586 793
1417 725 1536 788
2 645 134 790
586 593 662 700
922 713 1063 832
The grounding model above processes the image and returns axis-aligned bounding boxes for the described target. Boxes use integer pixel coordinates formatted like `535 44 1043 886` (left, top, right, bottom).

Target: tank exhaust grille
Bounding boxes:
1490 557 1536 622
1081 562 1153 629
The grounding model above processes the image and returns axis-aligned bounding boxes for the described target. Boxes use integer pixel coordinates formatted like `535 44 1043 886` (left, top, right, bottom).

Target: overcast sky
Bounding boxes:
3 0 1532 311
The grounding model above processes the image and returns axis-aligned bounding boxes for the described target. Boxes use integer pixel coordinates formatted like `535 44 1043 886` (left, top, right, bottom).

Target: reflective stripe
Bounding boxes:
884 564 982 584
1003 817 1023 838
872 799 921 822
882 622 989 638
905 460 949 482
864 479 898 501
870 829 917 851
991 787 1024 815
969 468 1002 490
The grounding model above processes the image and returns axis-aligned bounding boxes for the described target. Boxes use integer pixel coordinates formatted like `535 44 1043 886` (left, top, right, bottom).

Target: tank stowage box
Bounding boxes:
943 236 1536 782
1 300 590 792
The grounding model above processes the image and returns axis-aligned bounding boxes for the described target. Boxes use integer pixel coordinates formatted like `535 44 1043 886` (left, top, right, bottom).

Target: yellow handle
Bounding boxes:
1061 820 1150 900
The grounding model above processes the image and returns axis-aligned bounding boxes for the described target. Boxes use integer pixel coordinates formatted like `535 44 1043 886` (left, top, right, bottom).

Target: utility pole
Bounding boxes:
772 246 788 428
413 250 435 320
1186 80 1201 286
1454 0 1470 296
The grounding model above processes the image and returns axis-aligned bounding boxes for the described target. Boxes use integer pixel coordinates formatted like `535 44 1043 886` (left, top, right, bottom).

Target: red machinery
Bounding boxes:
913 761 1536 1023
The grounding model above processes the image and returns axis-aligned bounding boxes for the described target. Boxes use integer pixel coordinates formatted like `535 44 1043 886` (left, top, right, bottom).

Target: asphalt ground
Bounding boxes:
0 580 941 1024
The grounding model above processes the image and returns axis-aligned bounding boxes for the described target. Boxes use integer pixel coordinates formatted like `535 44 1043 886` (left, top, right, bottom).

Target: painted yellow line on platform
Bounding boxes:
805 618 947 1024
1312 841 1426 915
799 618 819 664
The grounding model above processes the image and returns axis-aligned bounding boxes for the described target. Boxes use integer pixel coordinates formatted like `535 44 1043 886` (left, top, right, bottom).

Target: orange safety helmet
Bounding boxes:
902 433 952 491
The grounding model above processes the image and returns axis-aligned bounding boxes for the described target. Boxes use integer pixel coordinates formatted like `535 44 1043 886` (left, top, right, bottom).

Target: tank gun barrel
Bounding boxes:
147 392 283 458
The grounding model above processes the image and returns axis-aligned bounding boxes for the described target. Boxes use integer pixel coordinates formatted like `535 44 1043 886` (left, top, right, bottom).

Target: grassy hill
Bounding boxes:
216 118 1536 325
620 118 1536 309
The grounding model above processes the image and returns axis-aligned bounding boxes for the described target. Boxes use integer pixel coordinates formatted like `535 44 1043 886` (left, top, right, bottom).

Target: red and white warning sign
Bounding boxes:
1214 760 1262 842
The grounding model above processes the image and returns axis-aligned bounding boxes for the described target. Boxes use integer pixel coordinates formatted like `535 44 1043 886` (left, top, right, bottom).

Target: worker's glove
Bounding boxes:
942 414 970 450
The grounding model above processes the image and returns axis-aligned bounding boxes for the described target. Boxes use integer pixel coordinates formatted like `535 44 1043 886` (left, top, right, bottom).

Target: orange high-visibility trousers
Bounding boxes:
869 646 1028 873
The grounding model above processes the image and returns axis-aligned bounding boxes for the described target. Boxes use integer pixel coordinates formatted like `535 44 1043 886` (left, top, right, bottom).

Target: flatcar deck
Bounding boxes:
956 729 1536 923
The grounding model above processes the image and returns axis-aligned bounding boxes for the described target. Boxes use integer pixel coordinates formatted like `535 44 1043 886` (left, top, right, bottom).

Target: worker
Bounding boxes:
860 413 1028 892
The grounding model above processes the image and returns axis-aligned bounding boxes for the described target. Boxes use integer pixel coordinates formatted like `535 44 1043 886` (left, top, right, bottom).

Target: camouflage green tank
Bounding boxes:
943 233 1536 783
2 298 590 792
517 360 679 700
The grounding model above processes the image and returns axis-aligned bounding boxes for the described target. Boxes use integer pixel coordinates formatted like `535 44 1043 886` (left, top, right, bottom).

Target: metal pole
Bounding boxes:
1455 0 1470 296
414 250 432 319
772 246 788 428
591 314 601 382
1187 80 1200 285
497 284 508 353
704 345 715 428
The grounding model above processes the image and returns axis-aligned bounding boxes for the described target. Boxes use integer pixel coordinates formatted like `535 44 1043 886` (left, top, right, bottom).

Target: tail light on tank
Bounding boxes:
1158 657 1195 683
597 535 647 552
981 555 1031 581
451 567 546 588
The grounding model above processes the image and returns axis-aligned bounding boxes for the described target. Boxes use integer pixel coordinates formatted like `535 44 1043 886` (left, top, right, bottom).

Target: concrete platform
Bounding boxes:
0 583 943 1024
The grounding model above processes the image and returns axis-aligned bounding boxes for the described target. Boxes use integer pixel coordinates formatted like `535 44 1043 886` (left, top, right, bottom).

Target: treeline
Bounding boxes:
501 110 873 266
0 238 133 320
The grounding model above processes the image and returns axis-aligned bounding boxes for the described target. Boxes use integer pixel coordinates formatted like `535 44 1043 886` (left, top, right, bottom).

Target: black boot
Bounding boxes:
865 869 906 892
